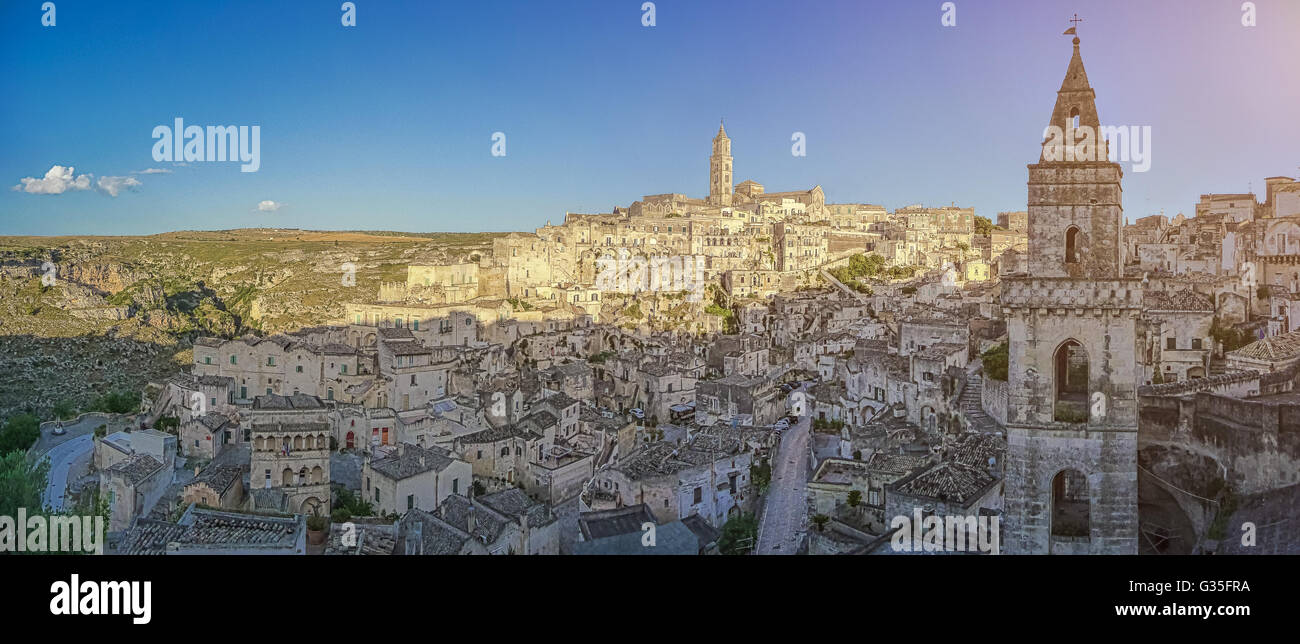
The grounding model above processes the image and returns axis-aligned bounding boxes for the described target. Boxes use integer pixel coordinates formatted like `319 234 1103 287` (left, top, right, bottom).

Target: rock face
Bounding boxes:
62 261 146 295
0 229 499 420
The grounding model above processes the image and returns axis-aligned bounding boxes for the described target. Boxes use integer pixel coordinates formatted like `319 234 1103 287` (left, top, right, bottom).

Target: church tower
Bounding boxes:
709 121 733 206
1000 32 1140 554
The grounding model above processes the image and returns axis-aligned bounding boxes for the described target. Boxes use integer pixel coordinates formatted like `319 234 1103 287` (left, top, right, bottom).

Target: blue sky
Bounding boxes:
2 0 1297 236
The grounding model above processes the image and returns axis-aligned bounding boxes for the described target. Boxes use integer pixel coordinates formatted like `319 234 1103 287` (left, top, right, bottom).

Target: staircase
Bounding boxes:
960 373 999 433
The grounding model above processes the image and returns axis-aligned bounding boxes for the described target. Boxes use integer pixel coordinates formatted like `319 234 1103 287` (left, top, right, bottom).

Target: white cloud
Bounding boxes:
96 175 142 197
257 200 283 212
12 165 92 195
133 168 172 175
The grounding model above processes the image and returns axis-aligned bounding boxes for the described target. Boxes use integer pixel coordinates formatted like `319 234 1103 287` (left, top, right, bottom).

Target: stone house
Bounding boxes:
362 442 471 515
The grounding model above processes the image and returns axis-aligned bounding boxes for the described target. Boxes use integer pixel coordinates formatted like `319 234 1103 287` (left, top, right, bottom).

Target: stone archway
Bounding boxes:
1053 339 1089 422
300 497 323 516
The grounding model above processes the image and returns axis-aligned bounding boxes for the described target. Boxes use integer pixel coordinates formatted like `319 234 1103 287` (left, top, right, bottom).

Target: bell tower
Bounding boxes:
709 121 733 206
1000 29 1140 555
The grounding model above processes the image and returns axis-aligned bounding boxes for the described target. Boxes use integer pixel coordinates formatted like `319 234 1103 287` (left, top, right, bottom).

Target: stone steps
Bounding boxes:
960 374 999 432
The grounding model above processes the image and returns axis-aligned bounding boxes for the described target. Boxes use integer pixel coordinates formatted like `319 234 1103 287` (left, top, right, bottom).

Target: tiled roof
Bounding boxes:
106 454 164 485
479 488 555 529
114 508 303 554
891 461 998 506
578 505 658 540
188 465 242 496
252 393 326 410
1230 330 1300 362
369 444 458 480
1145 289 1214 312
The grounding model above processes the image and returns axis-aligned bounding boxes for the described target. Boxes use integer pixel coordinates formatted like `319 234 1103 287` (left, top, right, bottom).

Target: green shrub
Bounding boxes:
981 342 1008 381
0 414 41 455
90 391 139 414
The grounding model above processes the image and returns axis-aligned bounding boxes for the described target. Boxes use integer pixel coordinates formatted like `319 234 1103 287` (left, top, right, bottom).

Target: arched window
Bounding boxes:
1065 226 1081 264
1069 106 1081 130
1054 340 1089 422
282 468 294 486
1051 469 1090 538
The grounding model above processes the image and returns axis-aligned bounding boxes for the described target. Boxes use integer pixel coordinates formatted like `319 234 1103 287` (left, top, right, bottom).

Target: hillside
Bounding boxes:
0 228 501 420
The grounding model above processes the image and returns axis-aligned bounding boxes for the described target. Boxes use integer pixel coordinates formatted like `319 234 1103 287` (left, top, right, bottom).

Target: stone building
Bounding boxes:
1000 33 1140 554
246 394 333 516
362 442 471 515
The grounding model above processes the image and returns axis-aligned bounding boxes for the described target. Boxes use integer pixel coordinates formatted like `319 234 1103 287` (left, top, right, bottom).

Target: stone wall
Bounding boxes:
1138 392 1300 496
981 376 1008 425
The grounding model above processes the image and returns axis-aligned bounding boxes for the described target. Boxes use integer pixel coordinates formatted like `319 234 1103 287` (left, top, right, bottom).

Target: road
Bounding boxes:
756 416 811 554
40 433 94 512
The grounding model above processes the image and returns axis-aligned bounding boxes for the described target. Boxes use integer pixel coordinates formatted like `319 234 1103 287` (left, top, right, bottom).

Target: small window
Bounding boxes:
407 494 414 510
1065 227 1081 264
1166 337 1177 350
693 487 703 504
296 365 303 373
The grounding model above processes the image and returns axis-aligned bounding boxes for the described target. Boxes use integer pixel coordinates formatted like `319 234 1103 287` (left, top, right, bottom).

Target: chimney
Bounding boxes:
467 506 477 533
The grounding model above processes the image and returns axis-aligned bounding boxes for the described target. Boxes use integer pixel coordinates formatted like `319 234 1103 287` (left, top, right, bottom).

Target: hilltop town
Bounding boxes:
8 36 1300 557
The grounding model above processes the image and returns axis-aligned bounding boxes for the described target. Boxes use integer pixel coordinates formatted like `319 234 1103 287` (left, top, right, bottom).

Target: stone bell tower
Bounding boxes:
709 121 733 206
1000 31 1140 554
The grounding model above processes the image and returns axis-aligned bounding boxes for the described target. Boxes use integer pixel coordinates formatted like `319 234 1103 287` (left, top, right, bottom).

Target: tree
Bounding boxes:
812 514 830 532
52 400 77 421
717 513 759 555
847 490 862 507
0 414 41 455
90 390 138 414
974 216 994 236
0 450 49 518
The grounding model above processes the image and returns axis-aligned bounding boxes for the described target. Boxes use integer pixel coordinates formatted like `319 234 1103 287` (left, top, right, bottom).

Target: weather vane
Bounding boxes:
1064 13 1082 35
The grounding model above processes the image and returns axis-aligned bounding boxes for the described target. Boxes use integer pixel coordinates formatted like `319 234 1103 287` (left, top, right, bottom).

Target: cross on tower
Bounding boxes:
1070 13 1083 28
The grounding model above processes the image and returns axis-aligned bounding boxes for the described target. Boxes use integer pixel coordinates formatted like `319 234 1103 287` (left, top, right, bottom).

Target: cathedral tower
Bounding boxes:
1000 32 1140 554
709 121 733 206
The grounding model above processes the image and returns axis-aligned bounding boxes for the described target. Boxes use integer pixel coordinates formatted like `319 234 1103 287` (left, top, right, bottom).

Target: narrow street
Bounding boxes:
756 416 810 554
40 433 94 512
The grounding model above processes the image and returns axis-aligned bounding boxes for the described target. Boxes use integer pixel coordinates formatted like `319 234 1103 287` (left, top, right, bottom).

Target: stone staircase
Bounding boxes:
960 373 1000 433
